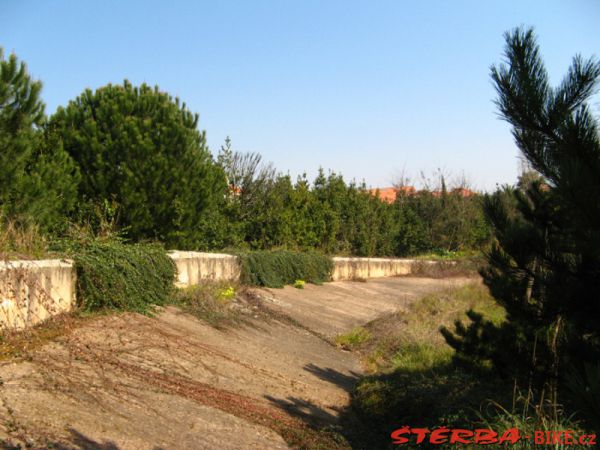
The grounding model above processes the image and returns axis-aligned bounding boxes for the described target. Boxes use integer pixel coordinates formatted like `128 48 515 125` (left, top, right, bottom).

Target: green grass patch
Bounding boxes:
237 250 333 288
389 342 452 372
59 239 175 313
335 327 371 350
343 283 511 448
355 283 505 373
480 401 586 450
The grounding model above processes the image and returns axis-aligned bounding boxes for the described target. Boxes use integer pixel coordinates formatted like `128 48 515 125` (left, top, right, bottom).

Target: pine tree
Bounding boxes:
442 28 600 401
0 49 79 231
49 81 227 248
0 49 44 212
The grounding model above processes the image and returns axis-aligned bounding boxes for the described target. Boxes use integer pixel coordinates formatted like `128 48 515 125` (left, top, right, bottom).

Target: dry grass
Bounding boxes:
0 219 50 260
0 312 94 361
169 281 247 328
409 257 484 278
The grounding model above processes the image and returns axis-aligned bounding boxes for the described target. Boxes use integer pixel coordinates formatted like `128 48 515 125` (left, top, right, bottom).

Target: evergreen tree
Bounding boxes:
442 28 600 401
312 169 353 254
50 81 227 248
0 49 79 231
0 49 44 215
19 127 81 231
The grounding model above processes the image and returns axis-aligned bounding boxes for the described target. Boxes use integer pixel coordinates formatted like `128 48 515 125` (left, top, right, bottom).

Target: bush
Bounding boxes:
293 279 305 289
63 239 175 313
218 285 236 300
237 250 332 288
171 281 239 328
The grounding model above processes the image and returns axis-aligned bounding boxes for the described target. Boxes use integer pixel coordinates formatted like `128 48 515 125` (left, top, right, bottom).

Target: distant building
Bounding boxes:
451 187 475 197
369 187 397 203
227 184 242 197
368 186 416 204
369 186 474 203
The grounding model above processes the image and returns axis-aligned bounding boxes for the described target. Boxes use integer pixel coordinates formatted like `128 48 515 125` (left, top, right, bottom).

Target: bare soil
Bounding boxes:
0 276 475 449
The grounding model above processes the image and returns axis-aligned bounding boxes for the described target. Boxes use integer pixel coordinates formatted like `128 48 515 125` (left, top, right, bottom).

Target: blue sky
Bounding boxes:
2 1 599 191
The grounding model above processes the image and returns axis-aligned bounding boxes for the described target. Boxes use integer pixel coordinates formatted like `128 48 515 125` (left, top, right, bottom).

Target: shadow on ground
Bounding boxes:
1 429 167 450
63 429 165 450
265 361 509 450
303 363 361 390
264 363 361 426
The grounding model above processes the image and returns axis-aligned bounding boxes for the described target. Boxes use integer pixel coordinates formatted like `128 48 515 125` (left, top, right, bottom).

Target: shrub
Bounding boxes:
171 281 240 328
293 279 305 289
237 250 332 288
218 285 236 300
62 239 175 313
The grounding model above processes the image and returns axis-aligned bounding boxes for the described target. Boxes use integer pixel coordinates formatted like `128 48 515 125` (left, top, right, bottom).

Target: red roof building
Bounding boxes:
369 186 416 204
451 188 475 197
369 186 474 203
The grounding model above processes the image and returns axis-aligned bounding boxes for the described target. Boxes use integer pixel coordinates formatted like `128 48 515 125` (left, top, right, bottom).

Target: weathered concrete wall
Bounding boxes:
331 257 434 281
169 253 437 284
168 251 241 287
1 253 446 329
0 259 76 330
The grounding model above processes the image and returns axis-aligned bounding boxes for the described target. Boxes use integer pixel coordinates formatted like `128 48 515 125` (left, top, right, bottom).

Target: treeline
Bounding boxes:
0 49 489 256
217 150 489 256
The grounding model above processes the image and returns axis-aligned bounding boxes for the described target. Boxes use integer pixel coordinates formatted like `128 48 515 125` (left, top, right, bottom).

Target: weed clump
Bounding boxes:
218 285 236 300
0 218 49 259
335 327 370 350
171 282 241 328
293 279 305 289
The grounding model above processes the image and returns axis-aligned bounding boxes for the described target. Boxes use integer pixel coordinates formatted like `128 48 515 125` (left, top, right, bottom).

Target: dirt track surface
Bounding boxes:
258 277 473 338
0 276 474 449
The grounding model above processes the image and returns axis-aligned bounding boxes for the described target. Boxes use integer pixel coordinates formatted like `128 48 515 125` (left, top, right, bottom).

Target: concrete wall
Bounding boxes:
332 257 414 281
168 251 241 287
0 259 76 330
0 252 444 329
169 253 440 284
0 252 242 329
